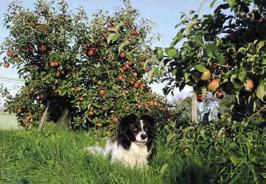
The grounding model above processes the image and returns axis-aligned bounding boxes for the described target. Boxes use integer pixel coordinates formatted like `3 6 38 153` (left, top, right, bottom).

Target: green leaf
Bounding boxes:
114 22 124 33
165 48 177 59
107 33 118 44
229 155 238 166
255 80 265 101
185 20 197 36
118 40 130 53
171 31 183 47
262 57 266 65
237 47 247 54
217 53 226 64
166 133 177 143
193 35 204 46
256 41 265 53
160 164 169 175
204 43 217 58
125 52 133 61
227 0 237 8
195 64 206 72
261 173 266 179
153 67 161 77
155 47 164 61
184 72 191 82
237 68 247 82
210 0 217 8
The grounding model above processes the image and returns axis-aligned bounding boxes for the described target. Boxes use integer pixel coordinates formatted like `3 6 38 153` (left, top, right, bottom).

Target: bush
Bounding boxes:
160 116 266 183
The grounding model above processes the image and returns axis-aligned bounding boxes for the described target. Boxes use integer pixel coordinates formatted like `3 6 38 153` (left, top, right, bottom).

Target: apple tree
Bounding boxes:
155 0 265 121
0 0 165 129
63 1 165 129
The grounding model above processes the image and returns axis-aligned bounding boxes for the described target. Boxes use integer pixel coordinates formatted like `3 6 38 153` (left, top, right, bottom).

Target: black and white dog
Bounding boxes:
87 114 156 168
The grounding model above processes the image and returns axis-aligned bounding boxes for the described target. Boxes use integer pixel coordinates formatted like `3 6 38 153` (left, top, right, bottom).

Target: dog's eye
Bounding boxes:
143 126 148 131
133 128 138 133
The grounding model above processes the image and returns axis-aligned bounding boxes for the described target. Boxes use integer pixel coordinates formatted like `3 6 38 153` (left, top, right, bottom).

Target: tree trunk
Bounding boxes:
38 101 50 131
191 93 198 122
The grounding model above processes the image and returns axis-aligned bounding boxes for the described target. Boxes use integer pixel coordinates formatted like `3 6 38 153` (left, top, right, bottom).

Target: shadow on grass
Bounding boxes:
176 162 213 184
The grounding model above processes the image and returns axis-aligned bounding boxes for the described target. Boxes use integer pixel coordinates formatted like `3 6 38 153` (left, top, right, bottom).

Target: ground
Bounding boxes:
0 124 211 184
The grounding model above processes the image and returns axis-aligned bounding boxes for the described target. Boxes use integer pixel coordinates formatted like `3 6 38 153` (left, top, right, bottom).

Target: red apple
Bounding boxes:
3 62 9 68
131 29 138 37
133 82 141 89
144 67 149 72
119 52 126 58
38 44 47 53
124 63 130 69
99 89 107 97
88 48 94 56
196 95 204 102
216 91 224 99
117 76 125 81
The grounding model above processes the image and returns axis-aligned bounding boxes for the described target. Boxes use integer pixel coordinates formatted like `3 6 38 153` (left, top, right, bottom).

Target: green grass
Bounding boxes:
0 124 205 184
1 122 264 184
0 113 19 130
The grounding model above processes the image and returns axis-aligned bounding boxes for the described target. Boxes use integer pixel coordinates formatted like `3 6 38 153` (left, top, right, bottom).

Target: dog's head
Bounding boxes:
117 114 156 150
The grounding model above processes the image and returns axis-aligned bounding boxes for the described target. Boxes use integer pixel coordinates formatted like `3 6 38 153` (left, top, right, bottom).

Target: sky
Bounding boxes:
0 0 222 100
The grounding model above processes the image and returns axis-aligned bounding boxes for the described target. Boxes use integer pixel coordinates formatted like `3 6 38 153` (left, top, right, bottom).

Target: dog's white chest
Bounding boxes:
111 142 149 167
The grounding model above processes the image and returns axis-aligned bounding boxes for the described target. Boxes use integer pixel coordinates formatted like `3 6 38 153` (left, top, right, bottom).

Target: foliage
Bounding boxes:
155 0 265 120
161 117 266 183
0 0 166 129
169 96 193 123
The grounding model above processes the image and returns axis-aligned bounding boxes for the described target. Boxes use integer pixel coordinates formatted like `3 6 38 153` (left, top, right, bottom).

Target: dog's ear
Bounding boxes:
141 114 156 127
117 114 137 150
118 114 138 134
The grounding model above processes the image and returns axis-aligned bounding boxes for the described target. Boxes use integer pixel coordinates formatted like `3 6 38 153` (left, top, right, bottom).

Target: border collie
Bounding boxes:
87 114 156 168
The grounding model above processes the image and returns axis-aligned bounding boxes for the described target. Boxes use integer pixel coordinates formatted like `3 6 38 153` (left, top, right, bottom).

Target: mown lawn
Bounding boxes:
0 124 208 184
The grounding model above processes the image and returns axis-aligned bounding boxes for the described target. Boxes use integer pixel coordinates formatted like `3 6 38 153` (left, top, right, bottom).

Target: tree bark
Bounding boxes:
38 101 50 131
191 93 198 123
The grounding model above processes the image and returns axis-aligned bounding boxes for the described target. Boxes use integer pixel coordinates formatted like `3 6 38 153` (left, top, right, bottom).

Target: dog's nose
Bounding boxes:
140 133 147 139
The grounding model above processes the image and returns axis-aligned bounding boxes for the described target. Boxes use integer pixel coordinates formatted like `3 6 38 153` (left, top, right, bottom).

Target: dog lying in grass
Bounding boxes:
87 114 156 168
